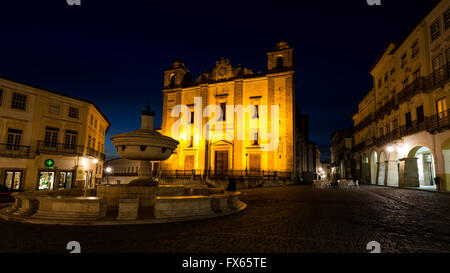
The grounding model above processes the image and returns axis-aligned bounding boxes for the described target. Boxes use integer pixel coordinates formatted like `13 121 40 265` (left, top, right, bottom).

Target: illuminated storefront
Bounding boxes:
0 78 110 191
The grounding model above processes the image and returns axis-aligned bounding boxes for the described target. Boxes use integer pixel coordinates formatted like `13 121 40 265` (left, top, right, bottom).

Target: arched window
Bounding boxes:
276 56 284 69
169 74 176 87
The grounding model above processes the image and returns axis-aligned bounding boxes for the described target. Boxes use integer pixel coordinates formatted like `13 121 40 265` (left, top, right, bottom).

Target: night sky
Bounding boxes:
0 0 436 161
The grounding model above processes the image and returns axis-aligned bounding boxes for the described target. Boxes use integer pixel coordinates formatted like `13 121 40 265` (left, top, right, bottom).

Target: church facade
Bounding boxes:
160 42 317 181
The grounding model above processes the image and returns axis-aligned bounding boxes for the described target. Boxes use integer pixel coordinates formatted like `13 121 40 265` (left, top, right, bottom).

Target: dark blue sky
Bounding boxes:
0 0 436 160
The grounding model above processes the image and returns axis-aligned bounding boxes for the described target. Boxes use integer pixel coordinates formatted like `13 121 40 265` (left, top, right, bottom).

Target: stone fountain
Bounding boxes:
110 103 178 186
0 103 245 225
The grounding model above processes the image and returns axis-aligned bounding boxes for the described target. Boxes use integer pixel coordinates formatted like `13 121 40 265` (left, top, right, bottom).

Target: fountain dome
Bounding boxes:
110 102 179 185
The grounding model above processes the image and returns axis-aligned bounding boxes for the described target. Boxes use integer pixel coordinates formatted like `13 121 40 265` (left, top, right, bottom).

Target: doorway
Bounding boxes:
214 151 229 176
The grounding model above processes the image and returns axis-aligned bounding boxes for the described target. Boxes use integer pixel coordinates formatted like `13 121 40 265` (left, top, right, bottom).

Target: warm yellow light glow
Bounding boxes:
387 146 394 153
93 159 99 164
106 167 112 173
81 158 88 167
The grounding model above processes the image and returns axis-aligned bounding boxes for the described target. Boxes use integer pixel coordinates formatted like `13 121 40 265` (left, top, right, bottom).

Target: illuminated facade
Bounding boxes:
160 42 317 181
352 0 450 191
0 78 110 191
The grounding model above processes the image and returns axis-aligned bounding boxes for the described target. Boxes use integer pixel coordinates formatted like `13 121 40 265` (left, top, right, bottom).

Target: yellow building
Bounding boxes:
0 78 110 191
160 41 310 180
352 0 450 191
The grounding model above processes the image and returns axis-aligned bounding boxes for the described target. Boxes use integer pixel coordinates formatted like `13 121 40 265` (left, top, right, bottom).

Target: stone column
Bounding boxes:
398 159 406 188
361 163 370 184
403 158 419 188
377 162 386 186
386 160 399 187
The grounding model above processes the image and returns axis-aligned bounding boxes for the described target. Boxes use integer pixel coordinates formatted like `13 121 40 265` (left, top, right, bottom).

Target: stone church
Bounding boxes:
160 41 318 182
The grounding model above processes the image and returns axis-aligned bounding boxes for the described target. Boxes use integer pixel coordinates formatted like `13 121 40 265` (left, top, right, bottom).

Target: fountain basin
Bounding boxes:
32 196 107 222
153 192 242 219
97 184 158 208
154 195 213 218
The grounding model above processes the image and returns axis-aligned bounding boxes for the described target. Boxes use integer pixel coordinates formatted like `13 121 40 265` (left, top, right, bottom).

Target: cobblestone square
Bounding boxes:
1 185 450 253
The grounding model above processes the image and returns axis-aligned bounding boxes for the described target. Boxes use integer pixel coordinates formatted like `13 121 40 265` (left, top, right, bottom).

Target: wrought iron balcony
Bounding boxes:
0 143 32 158
36 141 84 156
85 147 106 161
354 62 450 135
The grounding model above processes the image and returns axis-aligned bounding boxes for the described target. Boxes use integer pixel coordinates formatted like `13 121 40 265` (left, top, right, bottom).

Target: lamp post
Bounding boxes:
245 153 248 176
105 167 112 185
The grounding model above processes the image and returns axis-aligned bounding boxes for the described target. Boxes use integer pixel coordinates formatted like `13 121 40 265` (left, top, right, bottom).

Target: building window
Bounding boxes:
444 9 450 30
4 170 22 190
189 136 193 148
401 54 407 69
276 56 284 69
94 118 98 129
90 114 94 125
7 129 22 151
49 102 61 115
379 127 384 137
413 68 421 88
93 137 96 149
405 112 412 128
411 42 419 58
431 19 441 41
58 171 73 189
390 67 396 75
88 135 92 148
385 123 390 134
190 111 194 124
45 127 59 147
413 68 421 80
220 102 226 121
392 119 398 131
0 88 3 106
11 93 27 110
69 107 79 118
64 130 78 149
38 171 55 190
433 54 444 71
402 78 409 89
416 105 424 124
252 104 259 119
378 78 382 89
437 97 448 119
252 132 259 145
169 74 176 87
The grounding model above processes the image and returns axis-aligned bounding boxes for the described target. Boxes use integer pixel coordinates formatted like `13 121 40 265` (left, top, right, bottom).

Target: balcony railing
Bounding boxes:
86 147 106 161
354 113 375 133
354 62 450 134
36 141 86 157
107 172 139 177
0 143 32 158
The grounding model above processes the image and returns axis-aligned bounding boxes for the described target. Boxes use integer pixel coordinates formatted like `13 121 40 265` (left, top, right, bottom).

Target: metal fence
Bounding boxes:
0 143 31 158
155 169 293 180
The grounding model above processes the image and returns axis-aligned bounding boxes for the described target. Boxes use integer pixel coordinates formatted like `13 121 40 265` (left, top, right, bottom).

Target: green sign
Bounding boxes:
45 159 55 168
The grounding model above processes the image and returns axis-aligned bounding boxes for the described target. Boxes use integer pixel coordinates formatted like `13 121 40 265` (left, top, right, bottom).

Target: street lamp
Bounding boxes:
93 158 99 164
245 153 248 176
105 167 112 185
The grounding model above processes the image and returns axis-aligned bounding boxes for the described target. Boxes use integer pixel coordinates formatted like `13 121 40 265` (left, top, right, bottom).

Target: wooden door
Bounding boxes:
215 151 228 175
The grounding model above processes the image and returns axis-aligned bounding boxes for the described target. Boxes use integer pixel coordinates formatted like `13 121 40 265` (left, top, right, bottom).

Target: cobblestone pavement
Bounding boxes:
1 185 450 253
